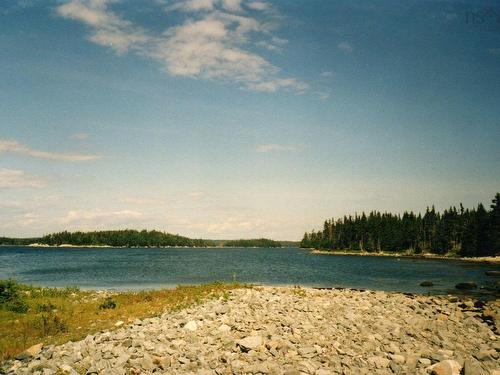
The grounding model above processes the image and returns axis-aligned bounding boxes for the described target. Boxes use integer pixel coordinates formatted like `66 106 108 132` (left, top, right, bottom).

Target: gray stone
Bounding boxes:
237 336 263 352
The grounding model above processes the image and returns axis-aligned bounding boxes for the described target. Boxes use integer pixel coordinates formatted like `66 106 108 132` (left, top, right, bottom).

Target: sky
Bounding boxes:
1 0 499 240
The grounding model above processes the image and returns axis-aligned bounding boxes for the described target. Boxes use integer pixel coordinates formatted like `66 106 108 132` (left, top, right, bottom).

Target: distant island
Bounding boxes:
301 192 499 258
0 230 283 248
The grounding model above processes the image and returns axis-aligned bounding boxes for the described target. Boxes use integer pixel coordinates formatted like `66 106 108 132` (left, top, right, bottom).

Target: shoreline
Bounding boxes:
3 285 499 374
0 244 287 249
309 249 500 264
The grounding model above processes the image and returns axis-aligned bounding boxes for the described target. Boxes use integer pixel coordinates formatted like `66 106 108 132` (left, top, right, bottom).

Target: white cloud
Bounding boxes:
0 168 46 189
247 1 269 11
56 0 149 54
316 91 330 101
271 36 287 45
188 191 205 199
56 0 307 93
337 41 353 54
59 209 143 225
255 144 304 153
71 132 89 140
0 139 102 161
168 0 217 12
247 78 308 93
256 40 280 52
119 196 161 205
320 71 334 77
221 0 243 12
205 216 257 233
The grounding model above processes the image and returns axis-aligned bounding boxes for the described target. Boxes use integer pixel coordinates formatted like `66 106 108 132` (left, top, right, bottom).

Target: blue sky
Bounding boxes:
1 0 499 240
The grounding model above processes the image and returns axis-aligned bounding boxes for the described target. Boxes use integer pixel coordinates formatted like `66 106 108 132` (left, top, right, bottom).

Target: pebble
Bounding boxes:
2 286 499 374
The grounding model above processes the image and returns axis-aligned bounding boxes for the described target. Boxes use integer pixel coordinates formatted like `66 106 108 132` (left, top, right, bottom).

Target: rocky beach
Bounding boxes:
3 286 499 375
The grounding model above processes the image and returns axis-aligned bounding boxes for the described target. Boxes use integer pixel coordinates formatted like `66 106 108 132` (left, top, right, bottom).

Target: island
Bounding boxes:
0 230 283 248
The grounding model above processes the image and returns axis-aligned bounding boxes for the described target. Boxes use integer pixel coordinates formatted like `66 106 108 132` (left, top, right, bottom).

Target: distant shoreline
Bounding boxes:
0 244 289 249
309 249 500 264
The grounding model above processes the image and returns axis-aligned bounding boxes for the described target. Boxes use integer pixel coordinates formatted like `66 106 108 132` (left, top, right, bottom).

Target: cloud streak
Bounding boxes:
0 168 46 189
56 0 308 93
0 139 102 161
337 41 353 54
255 144 305 153
59 209 144 225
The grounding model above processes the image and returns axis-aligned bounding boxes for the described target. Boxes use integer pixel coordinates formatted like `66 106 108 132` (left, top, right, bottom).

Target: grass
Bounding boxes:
0 280 245 362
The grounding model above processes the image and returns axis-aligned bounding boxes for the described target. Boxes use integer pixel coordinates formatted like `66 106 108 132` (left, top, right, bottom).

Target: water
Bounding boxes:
0 246 498 298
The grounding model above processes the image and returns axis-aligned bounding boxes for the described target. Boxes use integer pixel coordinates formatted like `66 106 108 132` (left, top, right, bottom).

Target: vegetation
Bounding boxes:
38 229 211 247
222 238 282 247
0 237 38 246
0 280 245 361
0 230 284 248
301 193 500 257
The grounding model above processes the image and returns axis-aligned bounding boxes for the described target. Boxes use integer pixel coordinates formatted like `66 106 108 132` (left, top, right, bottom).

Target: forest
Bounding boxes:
222 238 282 247
300 193 500 257
0 230 282 248
33 230 209 247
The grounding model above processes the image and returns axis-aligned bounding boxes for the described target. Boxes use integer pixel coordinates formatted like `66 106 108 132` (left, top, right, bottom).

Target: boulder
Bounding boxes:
420 281 434 287
485 271 500 277
455 282 477 290
429 360 462 375
237 336 263 352
15 343 43 361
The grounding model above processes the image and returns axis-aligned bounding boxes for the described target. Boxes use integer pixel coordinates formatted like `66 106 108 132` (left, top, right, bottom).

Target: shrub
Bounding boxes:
34 313 67 335
0 279 29 313
0 279 19 303
36 302 57 313
6 298 29 313
99 297 116 310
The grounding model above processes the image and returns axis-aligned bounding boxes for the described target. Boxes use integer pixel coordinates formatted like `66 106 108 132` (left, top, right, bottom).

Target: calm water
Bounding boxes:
0 247 498 298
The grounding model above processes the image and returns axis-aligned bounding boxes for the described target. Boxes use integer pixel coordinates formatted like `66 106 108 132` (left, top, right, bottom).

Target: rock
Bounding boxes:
6 286 498 375
184 320 198 331
26 343 44 357
237 336 263 352
390 354 405 364
367 356 390 368
463 359 486 375
474 348 497 361
455 282 477 290
298 346 317 357
15 343 43 361
59 364 78 375
218 324 231 332
420 281 434 287
429 360 462 375
178 356 190 364
15 352 31 361
114 321 124 327
419 357 432 366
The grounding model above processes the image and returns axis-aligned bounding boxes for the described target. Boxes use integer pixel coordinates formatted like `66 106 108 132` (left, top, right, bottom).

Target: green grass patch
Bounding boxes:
0 280 245 362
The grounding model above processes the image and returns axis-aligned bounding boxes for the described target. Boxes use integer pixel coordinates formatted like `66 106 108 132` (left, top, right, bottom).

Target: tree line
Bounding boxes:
300 193 500 257
222 238 282 247
0 230 282 248
36 230 209 247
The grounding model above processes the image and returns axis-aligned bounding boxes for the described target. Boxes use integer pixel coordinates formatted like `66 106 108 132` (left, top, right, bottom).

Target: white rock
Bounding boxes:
184 320 198 331
237 336 263 351
218 324 231 332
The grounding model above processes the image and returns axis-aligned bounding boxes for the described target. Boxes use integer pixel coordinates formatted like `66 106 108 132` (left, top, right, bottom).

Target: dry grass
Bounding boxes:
0 281 245 362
